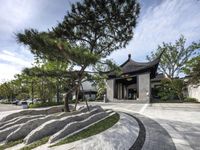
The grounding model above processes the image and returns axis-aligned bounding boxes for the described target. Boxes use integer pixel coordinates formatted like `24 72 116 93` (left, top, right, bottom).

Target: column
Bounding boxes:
138 73 150 101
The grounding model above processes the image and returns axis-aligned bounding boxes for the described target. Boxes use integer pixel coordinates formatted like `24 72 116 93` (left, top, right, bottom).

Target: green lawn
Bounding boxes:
0 139 23 150
20 137 49 150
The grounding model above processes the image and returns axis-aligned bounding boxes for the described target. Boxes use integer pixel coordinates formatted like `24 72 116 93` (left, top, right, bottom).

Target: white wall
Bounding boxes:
188 85 200 102
82 81 97 91
85 94 96 100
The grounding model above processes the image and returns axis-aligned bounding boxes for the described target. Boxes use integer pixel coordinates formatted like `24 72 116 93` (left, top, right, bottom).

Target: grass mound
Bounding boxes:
51 113 119 147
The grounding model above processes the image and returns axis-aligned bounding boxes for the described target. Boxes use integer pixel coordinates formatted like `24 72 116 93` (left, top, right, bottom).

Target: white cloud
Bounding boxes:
110 0 200 62
0 63 21 83
2 50 15 57
0 48 34 82
0 0 36 32
0 50 33 67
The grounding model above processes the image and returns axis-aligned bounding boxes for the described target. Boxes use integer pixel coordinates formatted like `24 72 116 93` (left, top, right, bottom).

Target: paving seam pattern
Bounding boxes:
122 112 176 150
125 113 146 150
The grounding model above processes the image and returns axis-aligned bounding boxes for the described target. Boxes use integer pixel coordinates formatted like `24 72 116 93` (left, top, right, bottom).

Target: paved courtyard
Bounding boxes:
87 102 200 150
0 104 22 121
0 104 21 112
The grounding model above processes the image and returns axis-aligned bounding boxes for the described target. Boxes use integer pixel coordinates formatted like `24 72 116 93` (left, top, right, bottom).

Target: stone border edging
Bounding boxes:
124 113 146 150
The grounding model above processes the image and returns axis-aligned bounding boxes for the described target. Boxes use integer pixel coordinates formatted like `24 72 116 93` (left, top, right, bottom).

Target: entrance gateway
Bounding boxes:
106 54 162 102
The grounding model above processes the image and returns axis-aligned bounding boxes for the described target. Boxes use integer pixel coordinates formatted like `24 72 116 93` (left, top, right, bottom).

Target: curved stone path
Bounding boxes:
127 113 176 150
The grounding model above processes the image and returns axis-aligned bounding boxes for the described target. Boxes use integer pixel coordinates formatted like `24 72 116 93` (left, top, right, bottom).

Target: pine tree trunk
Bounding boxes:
74 86 80 111
81 83 89 111
56 79 60 103
41 79 45 103
64 93 70 112
64 84 79 112
31 81 34 104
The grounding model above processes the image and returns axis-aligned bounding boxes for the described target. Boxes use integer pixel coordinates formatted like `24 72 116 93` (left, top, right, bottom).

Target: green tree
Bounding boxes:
14 72 34 101
17 0 140 111
147 36 200 101
23 59 69 103
158 78 185 101
183 55 200 84
0 82 12 101
147 35 200 79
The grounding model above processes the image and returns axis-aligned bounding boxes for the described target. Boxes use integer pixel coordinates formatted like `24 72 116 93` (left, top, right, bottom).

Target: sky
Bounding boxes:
0 0 200 82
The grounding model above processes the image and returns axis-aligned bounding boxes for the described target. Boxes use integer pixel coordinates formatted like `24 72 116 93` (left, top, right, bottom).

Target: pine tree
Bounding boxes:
17 0 140 111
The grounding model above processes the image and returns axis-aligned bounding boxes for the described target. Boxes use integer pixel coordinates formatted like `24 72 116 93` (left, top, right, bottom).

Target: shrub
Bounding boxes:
0 100 12 104
184 97 198 103
70 99 78 104
158 78 185 101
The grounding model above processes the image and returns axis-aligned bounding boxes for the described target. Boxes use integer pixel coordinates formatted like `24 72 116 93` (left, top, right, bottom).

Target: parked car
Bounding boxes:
21 101 28 109
0 99 10 104
12 99 19 105
26 99 33 105
33 98 42 103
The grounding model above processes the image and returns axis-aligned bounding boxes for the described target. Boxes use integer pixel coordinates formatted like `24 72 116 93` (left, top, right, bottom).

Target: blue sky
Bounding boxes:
0 0 200 82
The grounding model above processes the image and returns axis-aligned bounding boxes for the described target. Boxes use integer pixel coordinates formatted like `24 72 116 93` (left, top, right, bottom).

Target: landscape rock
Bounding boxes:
0 116 23 127
24 107 104 144
49 111 108 143
6 113 70 142
0 124 21 142
0 105 66 122
0 115 44 130
78 105 101 113
6 106 96 142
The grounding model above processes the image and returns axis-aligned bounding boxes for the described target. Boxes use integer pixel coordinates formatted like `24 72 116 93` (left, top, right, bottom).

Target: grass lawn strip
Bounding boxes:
20 136 49 150
51 113 119 147
0 139 23 150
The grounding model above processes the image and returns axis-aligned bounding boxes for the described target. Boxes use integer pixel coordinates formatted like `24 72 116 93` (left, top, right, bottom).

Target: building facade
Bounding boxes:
72 81 97 101
106 54 161 102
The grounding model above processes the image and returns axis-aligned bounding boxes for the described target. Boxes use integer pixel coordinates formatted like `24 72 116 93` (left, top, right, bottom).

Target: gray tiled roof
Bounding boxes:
120 55 160 74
